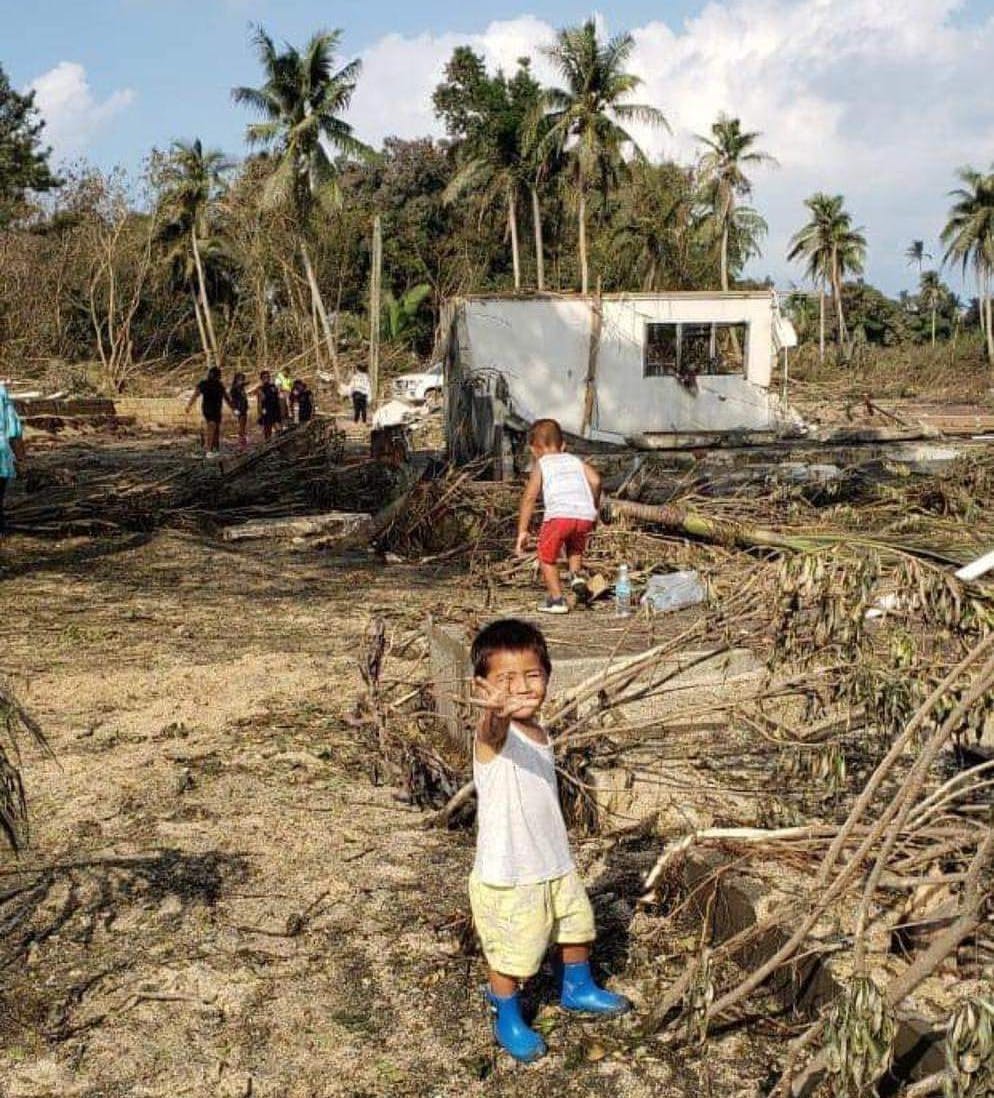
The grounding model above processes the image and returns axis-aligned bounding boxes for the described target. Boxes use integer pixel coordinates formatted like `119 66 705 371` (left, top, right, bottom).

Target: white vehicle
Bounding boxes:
392 361 444 406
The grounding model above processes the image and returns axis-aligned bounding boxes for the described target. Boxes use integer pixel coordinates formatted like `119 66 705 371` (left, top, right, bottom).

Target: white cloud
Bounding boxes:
346 2 994 293
29 62 135 162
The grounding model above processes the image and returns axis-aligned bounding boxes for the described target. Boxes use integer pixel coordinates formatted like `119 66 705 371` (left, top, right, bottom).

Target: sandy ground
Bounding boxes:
0 441 776 1098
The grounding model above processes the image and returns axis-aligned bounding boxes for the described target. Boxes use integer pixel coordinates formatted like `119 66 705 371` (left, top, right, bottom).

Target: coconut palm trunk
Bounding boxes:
720 222 729 291
530 185 545 291
831 245 846 346
299 239 339 382
818 288 826 364
931 305 937 346
508 189 521 291
979 283 988 364
190 290 210 362
190 227 219 364
578 186 589 295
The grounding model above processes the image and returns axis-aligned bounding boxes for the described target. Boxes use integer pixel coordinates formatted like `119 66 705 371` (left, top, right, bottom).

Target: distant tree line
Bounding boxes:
0 21 992 391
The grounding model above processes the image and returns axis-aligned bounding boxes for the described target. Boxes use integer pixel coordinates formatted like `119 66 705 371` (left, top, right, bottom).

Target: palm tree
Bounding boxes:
540 20 668 294
905 239 931 275
919 270 944 346
787 193 866 357
695 115 776 291
155 139 231 364
941 165 994 364
232 26 371 376
443 64 540 291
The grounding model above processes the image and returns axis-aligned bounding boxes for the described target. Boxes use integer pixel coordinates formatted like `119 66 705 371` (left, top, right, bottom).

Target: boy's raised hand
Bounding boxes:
472 676 516 744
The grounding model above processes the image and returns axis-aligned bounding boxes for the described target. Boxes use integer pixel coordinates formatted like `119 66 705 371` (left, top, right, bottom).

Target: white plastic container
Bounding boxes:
641 570 705 613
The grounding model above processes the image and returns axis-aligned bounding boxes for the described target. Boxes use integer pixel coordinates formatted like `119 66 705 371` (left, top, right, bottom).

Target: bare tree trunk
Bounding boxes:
255 275 269 364
578 187 588 296
818 288 825 364
720 222 729 292
832 246 846 346
299 238 338 384
931 306 936 346
530 185 545 291
979 281 988 366
508 189 521 291
191 290 210 362
191 227 219 365
369 215 382 406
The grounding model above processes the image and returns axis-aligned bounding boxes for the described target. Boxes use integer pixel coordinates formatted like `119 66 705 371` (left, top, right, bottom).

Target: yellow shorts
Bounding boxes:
468 869 596 979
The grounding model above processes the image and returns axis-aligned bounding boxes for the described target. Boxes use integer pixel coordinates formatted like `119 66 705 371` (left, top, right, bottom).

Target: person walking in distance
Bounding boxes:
185 365 232 456
229 371 250 451
255 370 282 442
348 366 371 424
0 379 25 539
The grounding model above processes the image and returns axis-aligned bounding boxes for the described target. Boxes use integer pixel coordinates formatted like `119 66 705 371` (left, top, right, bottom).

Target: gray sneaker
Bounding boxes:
539 597 569 615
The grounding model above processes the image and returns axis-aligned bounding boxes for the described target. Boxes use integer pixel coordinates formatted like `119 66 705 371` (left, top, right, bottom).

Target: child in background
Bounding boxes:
515 418 602 614
291 379 314 424
470 619 630 1062
256 370 282 441
229 371 249 450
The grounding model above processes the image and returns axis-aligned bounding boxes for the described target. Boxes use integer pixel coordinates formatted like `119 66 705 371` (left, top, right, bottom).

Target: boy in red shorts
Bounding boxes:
515 418 602 614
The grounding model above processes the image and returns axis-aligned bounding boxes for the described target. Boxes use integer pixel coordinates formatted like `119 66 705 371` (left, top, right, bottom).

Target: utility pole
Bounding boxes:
369 215 382 408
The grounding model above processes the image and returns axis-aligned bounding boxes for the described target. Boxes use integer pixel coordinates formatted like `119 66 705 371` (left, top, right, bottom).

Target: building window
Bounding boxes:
644 322 747 379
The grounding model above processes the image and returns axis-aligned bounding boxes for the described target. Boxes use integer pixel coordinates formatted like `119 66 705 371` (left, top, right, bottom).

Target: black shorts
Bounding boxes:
203 407 222 425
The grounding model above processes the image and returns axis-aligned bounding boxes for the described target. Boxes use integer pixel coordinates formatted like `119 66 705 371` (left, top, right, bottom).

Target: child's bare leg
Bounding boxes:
561 943 591 964
489 970 518 997
540 561 563 599
567 552 584 577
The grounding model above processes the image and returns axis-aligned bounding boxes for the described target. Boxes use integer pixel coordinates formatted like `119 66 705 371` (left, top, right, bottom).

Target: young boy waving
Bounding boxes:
516 418 602 614
470 619 630 1062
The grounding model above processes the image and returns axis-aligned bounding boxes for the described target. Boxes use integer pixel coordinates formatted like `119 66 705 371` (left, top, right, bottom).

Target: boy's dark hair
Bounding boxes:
529 418 564 449
207 366 221 381
471 619 552 679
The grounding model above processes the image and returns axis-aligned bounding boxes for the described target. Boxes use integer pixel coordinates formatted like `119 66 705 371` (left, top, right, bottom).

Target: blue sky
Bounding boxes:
4 0 994 295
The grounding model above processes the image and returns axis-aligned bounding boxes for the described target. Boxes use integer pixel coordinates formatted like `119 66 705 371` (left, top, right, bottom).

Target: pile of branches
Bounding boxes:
9 419 359 536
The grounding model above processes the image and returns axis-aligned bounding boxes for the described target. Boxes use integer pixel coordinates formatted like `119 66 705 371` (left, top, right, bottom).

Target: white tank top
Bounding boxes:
473 723 575 886
539 453 597 522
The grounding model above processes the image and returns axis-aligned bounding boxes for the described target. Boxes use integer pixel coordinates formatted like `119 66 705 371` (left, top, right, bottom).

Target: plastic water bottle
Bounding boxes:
615 564 632 618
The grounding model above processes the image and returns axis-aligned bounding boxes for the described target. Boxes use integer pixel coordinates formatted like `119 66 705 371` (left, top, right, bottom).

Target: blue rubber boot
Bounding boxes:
484 989 547 1062
560 961 632 1016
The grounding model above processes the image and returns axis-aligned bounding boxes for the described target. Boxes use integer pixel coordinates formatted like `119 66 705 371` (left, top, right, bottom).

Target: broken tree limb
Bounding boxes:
221 511 373 543
601 498 825 552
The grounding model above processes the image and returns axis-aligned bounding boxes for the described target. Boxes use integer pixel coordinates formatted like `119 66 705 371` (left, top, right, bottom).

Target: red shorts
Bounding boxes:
537 518 594 565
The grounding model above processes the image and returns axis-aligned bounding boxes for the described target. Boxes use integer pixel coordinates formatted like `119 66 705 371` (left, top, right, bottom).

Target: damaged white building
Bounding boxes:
442 291 800 460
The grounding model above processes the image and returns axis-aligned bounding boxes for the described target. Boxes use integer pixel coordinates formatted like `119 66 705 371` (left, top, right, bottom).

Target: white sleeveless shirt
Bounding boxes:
473 723 575 886
539 453 597 522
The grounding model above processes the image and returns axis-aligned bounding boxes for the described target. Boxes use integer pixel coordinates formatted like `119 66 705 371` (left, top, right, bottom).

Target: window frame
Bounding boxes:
643 320 749 380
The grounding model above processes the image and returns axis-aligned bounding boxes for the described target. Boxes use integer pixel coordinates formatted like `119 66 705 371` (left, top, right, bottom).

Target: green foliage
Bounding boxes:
382 283 431 343
0 63 61 227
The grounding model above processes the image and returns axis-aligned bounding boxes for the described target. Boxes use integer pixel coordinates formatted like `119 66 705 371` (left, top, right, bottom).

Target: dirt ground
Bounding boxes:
0 433 781 1098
